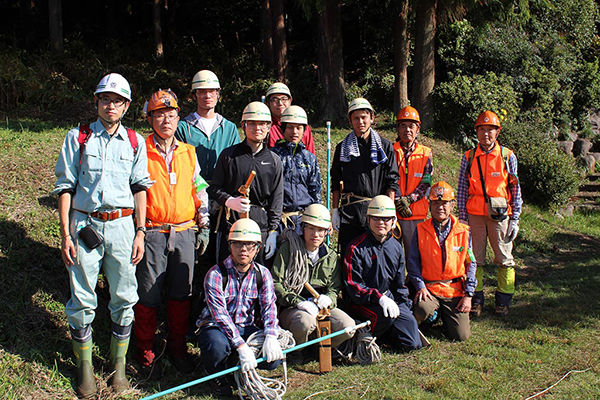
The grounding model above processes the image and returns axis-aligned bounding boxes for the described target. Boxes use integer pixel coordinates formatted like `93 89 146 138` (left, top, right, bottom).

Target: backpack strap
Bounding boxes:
78 124 93 165
217 261 229 290
465 147 476 179
126 127 138 156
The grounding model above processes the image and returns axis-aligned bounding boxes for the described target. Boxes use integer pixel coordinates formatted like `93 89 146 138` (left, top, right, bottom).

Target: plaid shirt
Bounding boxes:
397 142 434 201
198 256 279 348
457 143 522 221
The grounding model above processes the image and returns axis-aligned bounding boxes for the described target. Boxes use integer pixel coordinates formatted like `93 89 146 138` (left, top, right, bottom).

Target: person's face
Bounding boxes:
476 125 500 149
283 123 305 144
350 110 373 136
149 108 179 140
368 215 395 238
430 200 454 223
397 121 420 145
268 94 291 119
244 120 271 144
195 88 220 111
230 241 259 266
303 223 329 250
97 93 129 123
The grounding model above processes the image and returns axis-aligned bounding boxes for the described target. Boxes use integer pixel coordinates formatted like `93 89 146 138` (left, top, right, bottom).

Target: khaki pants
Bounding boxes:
413 296 471 341
279 307 355 348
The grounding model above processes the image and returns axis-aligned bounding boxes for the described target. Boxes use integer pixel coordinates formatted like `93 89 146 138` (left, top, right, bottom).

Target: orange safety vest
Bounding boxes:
417 216 470 298
393 142 432 220
465 144 513 216
145 135 201 232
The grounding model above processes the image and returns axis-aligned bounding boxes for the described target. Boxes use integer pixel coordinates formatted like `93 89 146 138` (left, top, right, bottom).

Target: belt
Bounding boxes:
75 208 134 221
424 277 464 286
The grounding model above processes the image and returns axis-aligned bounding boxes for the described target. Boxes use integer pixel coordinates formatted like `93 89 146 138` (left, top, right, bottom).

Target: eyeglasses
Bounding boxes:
98 97 126 107
196 89 219 97
370 216 394 223
153 113 179 122
246 121 270 129
269 96 290 104
230 241 259 250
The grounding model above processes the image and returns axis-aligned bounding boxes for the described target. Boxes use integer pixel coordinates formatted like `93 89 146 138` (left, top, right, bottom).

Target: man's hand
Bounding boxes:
456 296 472 313
378 295 400 319
61 235 76 266
505 219 520 243
414 288 434 304
262 334 283 363
395 196 413 219
131 232 145 265
195 227 210 256
297 300 319 316
237 343 258 372
331 209 341 231
226 196 251 213
316 295 333 310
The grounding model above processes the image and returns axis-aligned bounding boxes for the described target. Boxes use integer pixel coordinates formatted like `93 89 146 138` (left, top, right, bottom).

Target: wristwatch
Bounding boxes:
136 227 147 235
465 291 474 297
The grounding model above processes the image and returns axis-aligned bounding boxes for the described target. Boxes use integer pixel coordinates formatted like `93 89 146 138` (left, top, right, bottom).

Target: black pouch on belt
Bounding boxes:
79 224 104 250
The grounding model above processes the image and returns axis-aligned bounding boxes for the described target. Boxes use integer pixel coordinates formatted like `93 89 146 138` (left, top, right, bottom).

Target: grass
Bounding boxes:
1 118 599 399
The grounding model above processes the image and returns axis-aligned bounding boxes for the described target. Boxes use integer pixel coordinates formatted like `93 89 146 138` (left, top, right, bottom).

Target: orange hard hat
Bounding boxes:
475 111 501 129
429 181 455 201
146 89 180 114
396 106 421 124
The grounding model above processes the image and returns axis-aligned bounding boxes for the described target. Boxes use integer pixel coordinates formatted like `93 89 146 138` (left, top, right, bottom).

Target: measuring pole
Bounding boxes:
326 120 331 246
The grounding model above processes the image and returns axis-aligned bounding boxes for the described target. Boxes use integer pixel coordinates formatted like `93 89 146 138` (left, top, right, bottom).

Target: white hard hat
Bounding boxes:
266 82 292 99
280 105 308 125
242 101 272 122
348 97 374 117
228 218 263 243
367 195 396 217
191 70 220 91
301 204 331 229
94 73 132 101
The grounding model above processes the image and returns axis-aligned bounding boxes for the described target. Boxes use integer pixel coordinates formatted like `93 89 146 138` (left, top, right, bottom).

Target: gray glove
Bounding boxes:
505 219 520 243
195 227 210 256
395 196 414 219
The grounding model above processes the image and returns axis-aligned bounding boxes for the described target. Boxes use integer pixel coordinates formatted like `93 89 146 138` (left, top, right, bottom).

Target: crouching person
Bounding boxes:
272 204 355 363
407 182 477 341
197 218 283 396
343 196 422 352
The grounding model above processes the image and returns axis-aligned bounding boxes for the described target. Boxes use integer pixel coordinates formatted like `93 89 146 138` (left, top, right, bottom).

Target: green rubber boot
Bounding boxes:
108 336 131 393
72 339 96 399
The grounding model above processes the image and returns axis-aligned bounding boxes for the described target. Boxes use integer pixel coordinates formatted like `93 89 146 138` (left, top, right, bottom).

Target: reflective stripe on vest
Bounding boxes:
145 135 200 231
465 144 513 216
417 216 469 298
393 142 432 220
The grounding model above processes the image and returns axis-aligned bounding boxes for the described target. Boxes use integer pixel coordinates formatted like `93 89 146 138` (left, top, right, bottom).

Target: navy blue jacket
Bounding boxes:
271 141 321 212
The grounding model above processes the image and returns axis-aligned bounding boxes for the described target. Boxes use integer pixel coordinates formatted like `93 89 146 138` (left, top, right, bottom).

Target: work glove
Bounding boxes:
195 227 210 257
264 231 279 259
332 209 341 231
225 196 251 213
394 196 414 219
237 343 258 372
297 300 319 316
378 295 400 319
316 295 333 310
262 334 283 363
505 219 520 243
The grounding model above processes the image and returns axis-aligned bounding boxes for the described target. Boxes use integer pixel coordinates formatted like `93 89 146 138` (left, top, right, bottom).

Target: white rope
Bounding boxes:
280 229 309 295
334 324 381 365
524 368 591 400
233 329 296 400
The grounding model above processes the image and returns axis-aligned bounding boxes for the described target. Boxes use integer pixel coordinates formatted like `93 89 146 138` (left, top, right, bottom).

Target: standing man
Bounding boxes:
208 102 283 264
265 82 315 154
343 196 422 352
133 90 209 377
270 105 321 231
176 69 240 183
331 98 399 255
407 182 476 341
393 106 433 255
53 73 152 397
197 218 283 396
457 111 522 317
272 204 355 363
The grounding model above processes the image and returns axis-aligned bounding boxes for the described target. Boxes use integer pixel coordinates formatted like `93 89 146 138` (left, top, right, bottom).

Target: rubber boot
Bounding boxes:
167 299 195 373
109 336 131 393
133 304 158 367
72 339 96 399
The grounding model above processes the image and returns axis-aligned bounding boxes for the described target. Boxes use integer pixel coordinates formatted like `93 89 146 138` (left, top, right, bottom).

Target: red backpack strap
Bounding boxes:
126 128 138 156
78 124 92 165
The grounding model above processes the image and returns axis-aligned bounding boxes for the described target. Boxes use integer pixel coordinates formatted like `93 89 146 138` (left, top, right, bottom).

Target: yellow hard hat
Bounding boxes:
228 218 262 242
367 195 396 217
242 101 272 122
281 105 308 125
191 70 220 91
301 204 331 229
348 97 374 118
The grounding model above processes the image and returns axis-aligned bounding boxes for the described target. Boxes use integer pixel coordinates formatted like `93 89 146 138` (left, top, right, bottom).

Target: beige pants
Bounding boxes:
398 219 424 257
279 307 355 348
413 296 471 341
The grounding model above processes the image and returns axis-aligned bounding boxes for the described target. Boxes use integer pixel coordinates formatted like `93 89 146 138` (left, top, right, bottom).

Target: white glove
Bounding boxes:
316 295 332 310
378 295 400 319
296 300 319 316
226 196 251 213
505 219 520 243
237 343 257 372
332 209 341 231
264 231 279 259
262 334 283 363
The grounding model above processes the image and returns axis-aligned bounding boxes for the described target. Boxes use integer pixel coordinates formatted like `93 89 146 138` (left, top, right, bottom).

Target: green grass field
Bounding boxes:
0 119 599 400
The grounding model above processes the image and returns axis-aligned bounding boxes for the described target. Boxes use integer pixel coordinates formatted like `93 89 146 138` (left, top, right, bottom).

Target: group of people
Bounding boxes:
53 70 522 398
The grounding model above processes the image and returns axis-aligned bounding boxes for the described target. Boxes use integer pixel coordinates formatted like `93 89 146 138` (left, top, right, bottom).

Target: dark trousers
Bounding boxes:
338 223 366 258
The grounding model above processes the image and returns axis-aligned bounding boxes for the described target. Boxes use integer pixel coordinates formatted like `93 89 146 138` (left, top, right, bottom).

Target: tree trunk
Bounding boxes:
260 0 275 70
317 0 347 126
393 0 410 114
153 0 164 64
48 0 63 52
271 0 288 81
412 0 437 131
104 0 117 39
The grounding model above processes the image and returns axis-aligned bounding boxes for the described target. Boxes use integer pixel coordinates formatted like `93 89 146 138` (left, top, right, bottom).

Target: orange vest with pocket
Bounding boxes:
393 142 432 220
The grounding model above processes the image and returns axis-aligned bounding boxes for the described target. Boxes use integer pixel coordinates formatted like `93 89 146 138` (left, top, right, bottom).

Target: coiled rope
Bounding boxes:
233 329 296 400
280 229 309 295
334 324 381 365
